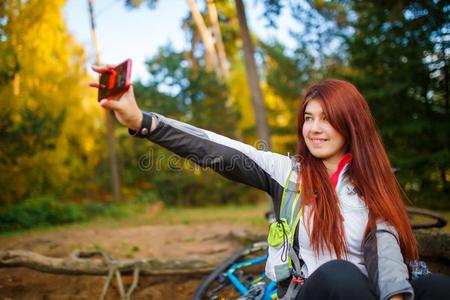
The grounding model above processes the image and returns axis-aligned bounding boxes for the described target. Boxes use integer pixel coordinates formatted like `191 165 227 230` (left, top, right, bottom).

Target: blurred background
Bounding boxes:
0 0 449 232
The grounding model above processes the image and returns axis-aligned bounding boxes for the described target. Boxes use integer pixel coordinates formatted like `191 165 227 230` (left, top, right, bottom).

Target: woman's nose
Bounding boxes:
310 119 322 132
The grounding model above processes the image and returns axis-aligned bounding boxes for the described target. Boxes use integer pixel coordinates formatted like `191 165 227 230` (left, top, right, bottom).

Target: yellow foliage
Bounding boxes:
0 0 105 203
226 53 297 154
228 54 255 132
261 82 297 154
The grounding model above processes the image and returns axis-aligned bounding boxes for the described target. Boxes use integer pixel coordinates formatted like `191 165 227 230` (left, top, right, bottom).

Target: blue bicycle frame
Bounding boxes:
226 254 277 300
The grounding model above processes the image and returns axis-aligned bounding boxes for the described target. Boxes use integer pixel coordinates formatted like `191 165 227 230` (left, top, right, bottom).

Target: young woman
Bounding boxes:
92 65 449 300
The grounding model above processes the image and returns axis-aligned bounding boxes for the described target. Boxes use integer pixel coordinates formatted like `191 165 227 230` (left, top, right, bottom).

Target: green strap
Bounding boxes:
279 169 293 216
289 190 303 247
267 170 296 248
278 169 303 269
280 169 302 238
287 188 302 268
289 188 301 228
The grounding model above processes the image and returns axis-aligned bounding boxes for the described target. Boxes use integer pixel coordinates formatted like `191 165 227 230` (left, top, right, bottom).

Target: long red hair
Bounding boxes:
296 79 418 261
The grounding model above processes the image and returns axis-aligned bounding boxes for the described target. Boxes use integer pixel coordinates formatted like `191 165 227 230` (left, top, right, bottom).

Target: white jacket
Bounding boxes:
131 112 413 300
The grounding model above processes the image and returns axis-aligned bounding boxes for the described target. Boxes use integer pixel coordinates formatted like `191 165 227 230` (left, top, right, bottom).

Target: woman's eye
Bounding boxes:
305 116 312 121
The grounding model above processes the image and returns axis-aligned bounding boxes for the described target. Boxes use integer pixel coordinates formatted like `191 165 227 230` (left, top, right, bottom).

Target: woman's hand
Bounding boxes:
90 65 143 131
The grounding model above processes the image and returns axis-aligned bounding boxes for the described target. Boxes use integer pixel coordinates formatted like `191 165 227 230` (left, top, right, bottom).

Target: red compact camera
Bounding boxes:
97 59 132 101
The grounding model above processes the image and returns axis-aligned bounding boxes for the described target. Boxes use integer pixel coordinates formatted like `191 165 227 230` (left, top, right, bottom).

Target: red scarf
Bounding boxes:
330 153 352 188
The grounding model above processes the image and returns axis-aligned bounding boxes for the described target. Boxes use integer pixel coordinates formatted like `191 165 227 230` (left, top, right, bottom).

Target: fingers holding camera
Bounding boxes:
99 98 120 110
98 85 131 109
91 64 116 74
88 82 106 89
90 64 143 130
99 86 143 130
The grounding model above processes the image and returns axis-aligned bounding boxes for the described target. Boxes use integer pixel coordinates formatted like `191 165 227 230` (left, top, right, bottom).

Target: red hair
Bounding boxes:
296 79 418 261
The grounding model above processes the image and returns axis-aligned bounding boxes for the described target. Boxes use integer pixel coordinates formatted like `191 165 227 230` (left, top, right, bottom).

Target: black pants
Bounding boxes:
291 260 450 299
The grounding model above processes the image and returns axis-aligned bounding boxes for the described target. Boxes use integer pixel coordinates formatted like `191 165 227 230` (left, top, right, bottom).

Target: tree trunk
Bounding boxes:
0 250 215 276
8 0 20 96
87 0 121 201
189 28 200 69
187 0 220 75
207 0 229 78
234 0 271 150
442 46 449 145
1 230 449 275
414 229 450 262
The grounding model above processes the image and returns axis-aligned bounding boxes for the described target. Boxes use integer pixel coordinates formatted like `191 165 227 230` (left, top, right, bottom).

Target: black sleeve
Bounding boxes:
131 112 291 199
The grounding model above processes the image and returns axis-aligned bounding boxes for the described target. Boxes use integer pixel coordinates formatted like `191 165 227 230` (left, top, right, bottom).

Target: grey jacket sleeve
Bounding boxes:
133 112 292 198
375 223 413 300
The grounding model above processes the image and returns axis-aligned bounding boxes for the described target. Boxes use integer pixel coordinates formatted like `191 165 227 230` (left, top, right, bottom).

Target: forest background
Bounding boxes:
0 0 448 232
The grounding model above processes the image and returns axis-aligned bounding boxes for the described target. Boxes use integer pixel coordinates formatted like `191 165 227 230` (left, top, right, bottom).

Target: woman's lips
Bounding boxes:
309 138 328 146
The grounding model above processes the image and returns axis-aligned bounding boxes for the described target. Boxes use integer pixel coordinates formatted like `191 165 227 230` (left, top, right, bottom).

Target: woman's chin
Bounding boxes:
309 151 329 160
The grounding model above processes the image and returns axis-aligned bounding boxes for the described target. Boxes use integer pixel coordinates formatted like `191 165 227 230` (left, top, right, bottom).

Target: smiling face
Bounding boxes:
302 99 347 169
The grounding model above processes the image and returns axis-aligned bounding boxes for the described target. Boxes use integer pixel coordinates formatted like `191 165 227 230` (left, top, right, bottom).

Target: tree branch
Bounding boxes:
0 250 215 276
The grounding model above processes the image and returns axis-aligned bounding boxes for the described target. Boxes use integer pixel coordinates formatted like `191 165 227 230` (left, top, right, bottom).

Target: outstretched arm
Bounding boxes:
135 112 292 196
91 65 292 197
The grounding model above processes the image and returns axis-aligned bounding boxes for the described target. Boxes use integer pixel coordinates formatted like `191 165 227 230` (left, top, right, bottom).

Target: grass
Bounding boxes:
1 196 448 238
409 210 450 233
70 201 270 233
435 210 450 233
144 203 268 225
0 200 270 239
80 203 450 234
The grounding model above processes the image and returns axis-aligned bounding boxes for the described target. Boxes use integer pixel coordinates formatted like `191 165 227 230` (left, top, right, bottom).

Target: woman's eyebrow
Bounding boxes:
305 111 326 116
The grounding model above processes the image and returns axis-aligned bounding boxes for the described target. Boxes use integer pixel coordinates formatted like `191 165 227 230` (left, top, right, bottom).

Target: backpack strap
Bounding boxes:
279 170 303 267
278 169 305 300
278 169 293 221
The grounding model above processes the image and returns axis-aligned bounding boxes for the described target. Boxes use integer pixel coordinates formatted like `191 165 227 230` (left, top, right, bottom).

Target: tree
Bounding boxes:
347 1 449 207
88 0 122 201
0 0 104 203
304 0 449 207
187 0 221 74
124 0 274 148
235 0 271 149
258 40 321 152
126 45 266 206
207 0 230 77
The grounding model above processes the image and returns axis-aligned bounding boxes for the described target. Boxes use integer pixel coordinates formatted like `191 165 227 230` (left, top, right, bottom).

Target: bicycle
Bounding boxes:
193 207 448 300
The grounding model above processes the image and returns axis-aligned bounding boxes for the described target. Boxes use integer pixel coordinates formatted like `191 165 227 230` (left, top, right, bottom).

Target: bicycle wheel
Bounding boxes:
407 207 447 229
193 241 269 300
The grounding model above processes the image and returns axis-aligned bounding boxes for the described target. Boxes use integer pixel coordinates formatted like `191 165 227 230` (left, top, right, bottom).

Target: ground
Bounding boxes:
0 202 449 300
0 203 268 299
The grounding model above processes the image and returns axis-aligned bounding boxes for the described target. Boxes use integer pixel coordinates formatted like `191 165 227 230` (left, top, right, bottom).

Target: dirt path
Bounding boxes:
1 216 449 300
0 221 266 300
